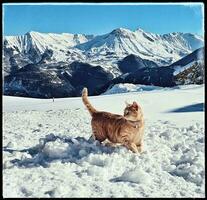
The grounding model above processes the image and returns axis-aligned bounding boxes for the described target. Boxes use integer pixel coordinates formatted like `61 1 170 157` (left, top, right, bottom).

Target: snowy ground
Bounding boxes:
3 84 205 198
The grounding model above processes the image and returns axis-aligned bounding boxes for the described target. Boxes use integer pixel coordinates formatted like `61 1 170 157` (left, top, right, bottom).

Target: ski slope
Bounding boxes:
3 84 205 197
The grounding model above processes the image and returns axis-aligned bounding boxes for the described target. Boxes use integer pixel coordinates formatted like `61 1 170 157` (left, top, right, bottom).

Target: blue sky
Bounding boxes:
3 3 204 36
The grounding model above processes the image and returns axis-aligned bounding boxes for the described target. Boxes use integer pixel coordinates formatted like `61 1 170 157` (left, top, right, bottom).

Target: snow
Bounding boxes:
3 84 204 197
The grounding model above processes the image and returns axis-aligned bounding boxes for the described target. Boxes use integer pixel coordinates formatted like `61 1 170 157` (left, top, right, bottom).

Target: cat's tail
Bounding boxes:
82 87 97 116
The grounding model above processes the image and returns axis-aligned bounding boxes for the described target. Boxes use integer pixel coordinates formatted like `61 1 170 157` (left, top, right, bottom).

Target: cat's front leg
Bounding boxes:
136 140 144 153
123 141 139 153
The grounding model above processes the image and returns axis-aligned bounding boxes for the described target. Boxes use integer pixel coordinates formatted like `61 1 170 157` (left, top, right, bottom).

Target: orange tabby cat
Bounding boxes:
82 88 145 153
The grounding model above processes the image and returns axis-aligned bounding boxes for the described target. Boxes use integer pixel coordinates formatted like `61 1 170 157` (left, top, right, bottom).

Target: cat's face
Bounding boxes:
124 101 143 120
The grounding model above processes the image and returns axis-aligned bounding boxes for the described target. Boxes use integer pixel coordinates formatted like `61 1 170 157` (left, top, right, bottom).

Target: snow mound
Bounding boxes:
113 167 151 184
103 83 165 95
5 133 121 168
42 138 70 159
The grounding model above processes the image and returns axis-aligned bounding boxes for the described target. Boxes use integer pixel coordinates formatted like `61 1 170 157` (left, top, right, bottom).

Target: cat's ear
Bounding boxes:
132 101 138 110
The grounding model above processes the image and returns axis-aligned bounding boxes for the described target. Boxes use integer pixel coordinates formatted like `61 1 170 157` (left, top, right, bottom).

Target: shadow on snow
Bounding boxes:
167 103 204 113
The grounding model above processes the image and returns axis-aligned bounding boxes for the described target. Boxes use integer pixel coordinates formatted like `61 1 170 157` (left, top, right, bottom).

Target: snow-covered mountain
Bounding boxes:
3 28 204 77
3 28 204 98
76 28 204 66
3 46 204 98
4 31 92 53
3 31 94 76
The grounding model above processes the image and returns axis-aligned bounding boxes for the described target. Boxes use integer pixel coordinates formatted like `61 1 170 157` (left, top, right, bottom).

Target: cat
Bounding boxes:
82 87 145 153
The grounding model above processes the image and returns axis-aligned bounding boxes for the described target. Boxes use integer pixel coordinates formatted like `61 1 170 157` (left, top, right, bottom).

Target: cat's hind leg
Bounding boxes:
92 128 106 142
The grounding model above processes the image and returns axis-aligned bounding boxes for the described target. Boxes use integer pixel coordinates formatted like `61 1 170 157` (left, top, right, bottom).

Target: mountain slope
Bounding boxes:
118 54 159 73
171 47 204 85
94 47 204 95
170 47 204 67
3 61 114 98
